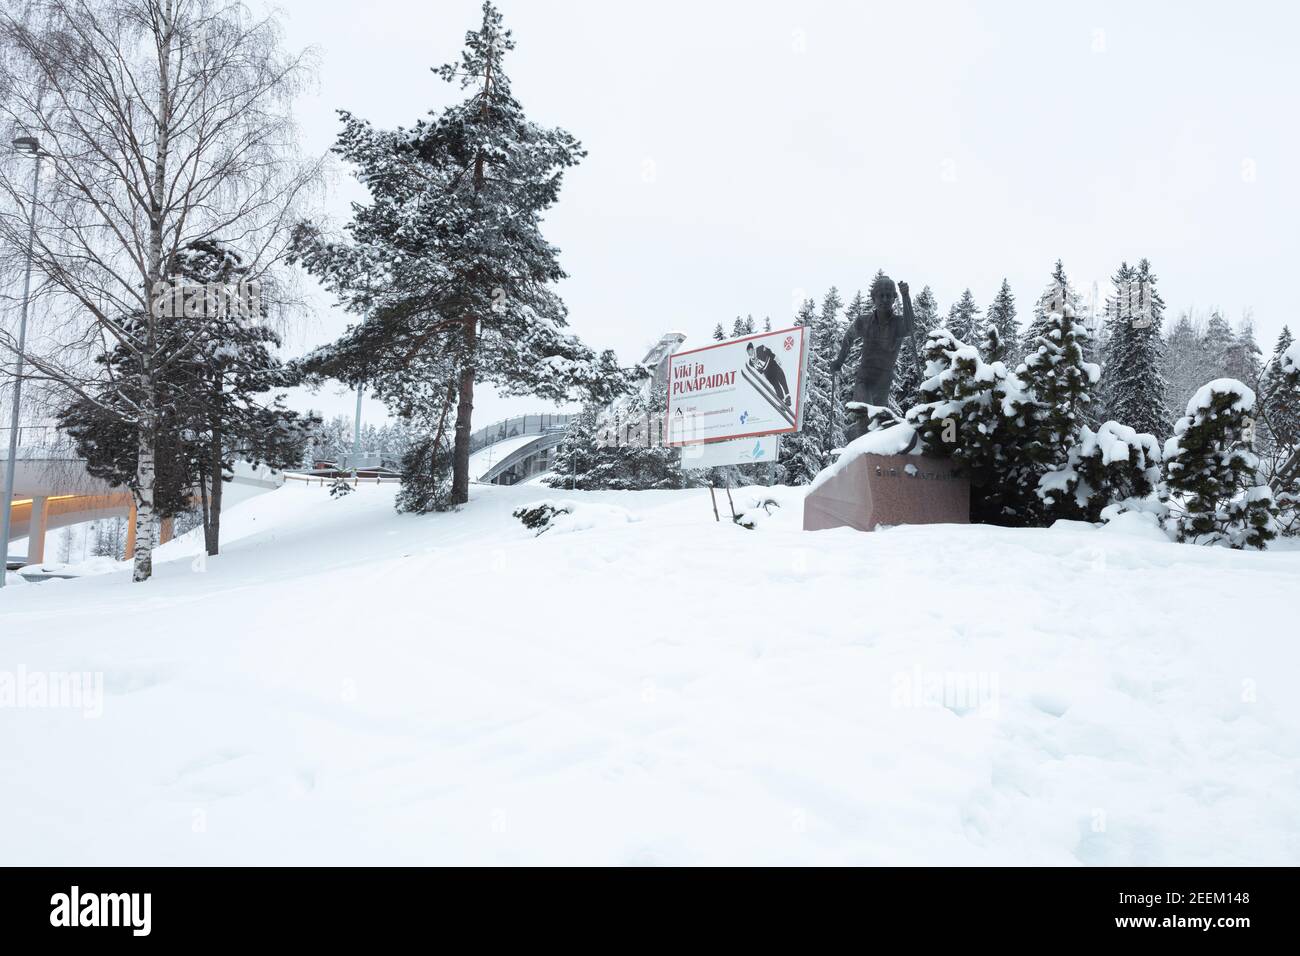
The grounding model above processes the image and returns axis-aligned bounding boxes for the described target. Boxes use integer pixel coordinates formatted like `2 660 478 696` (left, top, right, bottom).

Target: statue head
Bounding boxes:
870 274 897 313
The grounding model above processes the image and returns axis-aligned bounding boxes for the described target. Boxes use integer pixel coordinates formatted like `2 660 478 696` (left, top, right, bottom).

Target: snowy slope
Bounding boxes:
2 480 1298 865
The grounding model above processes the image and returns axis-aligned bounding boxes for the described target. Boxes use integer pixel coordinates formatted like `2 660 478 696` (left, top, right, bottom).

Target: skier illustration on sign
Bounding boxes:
746 341 791 407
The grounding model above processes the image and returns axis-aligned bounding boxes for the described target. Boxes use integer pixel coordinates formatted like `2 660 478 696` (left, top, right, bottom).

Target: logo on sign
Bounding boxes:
783 335 794 351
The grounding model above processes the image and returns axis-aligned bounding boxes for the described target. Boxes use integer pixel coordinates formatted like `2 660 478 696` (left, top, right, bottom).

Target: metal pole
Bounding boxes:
351 381 363 481
1 150 41 587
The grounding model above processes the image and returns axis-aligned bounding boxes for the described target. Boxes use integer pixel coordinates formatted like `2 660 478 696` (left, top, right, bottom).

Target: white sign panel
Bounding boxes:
680 434 780 469
666 326 809 446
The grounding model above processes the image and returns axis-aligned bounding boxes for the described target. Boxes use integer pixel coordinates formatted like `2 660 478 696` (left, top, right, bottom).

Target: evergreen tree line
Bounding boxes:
301 417 421 471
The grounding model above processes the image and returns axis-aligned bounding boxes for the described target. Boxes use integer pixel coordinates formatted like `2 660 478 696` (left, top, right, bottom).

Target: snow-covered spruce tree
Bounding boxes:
58 240 316 557
890 284 940 411
1162 380 1278 549
984 279 1020 366
776 299 833 484
1199 311 1237 384
394 435 455 513
1163 311 1206 419
1100 258 1171 440
1258 327 1300 490
166 241 316 555
543 404 601 491
1269 337 1300 532
1019 303 1100 467
1021 260 1082 357
906 328 1036 524
816 287 848 450
712 323 726 342
1036 422 1162 523
944 288 982 344
549 385 690 491
292 2 635 506
979 325 1009 366
1223 317 1264 389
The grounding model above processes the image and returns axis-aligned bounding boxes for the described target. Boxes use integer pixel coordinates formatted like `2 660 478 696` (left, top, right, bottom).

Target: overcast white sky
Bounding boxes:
273 0 1300 426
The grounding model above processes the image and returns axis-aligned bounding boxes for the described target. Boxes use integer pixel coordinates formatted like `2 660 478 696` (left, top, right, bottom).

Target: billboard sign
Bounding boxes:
666 326 808 446
680 433 780 469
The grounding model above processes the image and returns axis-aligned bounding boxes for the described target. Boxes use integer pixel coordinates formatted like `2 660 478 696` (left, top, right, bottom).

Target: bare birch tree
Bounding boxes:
0 0 321 580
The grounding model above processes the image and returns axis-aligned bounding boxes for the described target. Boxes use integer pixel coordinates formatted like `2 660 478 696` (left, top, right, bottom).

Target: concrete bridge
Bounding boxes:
3 425 282 568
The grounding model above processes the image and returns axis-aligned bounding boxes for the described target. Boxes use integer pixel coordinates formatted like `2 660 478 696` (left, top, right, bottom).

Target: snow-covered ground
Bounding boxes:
2 480 1298 865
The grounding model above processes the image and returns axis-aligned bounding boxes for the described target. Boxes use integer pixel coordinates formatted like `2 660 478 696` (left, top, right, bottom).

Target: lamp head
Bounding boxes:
12 136 40 155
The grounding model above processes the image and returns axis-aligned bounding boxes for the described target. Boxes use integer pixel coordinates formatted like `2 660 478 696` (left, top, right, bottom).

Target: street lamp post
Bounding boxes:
1 136 44 587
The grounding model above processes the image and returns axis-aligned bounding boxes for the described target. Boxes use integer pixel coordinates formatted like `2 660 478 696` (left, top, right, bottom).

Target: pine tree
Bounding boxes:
1258 327 1300 489
731 317 747 338
1162 380 1278 549
763 316 772 333
1275 339 1300 531
555 384 689 490
58 239 316 556
545 404 600 490
1100 258 1170 440
1022 260 1082 356
890 284 940 410
712 323 726 342
1200 311 1237 383
1163 311 1205 420
1019 302 1102 515
743 315 757 336
907 329 1036 524
980 325 1009 366
816 287 847 450
776 299 832 484
944 288 981 344
292 2 632 506
1037 422 1162 523
984 279 1020 366
1223 317 1264 387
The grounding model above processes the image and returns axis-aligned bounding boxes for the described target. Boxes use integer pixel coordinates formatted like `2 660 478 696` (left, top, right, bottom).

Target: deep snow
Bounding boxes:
1 480 1298 865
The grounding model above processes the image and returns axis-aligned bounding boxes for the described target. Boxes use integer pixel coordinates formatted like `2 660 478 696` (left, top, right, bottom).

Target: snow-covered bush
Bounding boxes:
513 500 640 536
513 501 572 534
905 328 1037 524
329 476 354 498
1162 379 1278 549
1038 421 1162 523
